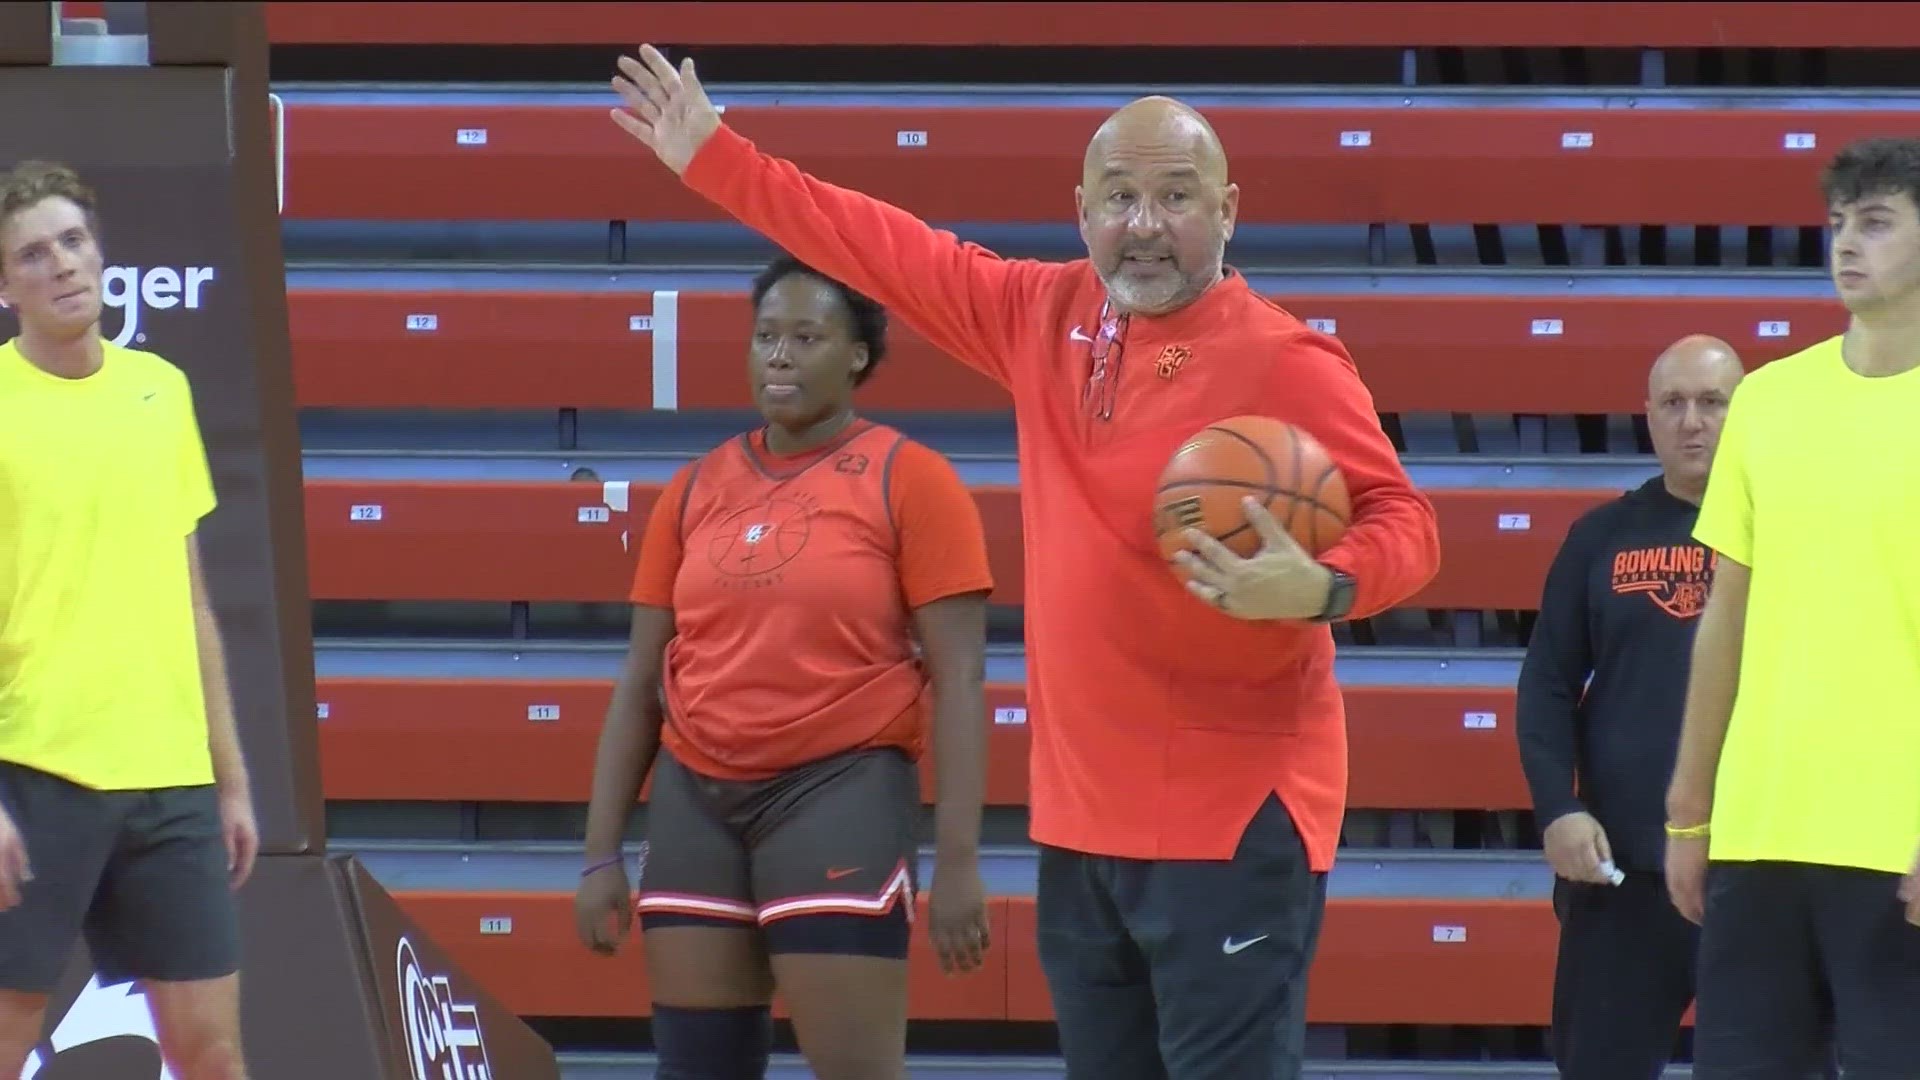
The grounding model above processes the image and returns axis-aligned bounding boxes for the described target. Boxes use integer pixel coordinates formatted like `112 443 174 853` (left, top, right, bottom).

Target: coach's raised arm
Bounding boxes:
610 45 1051 389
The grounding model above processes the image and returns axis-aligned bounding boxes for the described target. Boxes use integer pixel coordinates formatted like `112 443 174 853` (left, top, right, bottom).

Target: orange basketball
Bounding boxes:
1154 416 1352 575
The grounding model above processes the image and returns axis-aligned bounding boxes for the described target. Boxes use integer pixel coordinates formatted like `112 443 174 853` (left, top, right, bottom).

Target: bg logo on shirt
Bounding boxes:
1610 543 1717 619
709 495 815 583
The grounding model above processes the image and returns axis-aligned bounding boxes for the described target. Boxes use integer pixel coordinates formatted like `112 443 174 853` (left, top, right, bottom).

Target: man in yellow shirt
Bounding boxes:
1668 136 1920 1078
0 163 257 1078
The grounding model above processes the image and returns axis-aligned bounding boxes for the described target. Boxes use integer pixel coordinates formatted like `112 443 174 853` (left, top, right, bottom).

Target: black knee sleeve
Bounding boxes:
653 1004 773 1080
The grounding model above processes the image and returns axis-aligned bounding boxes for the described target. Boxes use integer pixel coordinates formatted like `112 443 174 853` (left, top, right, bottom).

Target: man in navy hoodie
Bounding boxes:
1517 334 1744 1079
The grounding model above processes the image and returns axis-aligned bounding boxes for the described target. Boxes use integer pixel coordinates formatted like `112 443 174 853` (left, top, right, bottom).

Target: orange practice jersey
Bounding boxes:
681 125 1443 868
630 421 994 781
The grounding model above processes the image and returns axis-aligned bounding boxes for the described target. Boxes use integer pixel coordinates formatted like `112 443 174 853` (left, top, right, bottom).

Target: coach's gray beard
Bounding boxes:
1097 259 1220 317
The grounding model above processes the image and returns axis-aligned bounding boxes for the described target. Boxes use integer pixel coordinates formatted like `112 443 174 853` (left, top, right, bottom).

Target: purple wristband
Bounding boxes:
580 855 624 877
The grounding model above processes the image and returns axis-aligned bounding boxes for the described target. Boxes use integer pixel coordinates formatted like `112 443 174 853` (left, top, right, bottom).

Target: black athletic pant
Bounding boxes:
1549 873 1698 1080
1036 795 1326 1080
1695 860 1919 1080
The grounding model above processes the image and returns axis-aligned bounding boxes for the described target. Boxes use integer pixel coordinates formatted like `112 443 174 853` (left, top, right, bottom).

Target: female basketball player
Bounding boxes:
573 255 994 1080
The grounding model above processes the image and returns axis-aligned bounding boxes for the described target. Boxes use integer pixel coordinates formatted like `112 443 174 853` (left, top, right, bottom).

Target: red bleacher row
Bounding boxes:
387 889 1574 1027
318 673 1525 811
306 480 1604 613
277 100 1918 228
292 289 1848 416
255 2 1894 50
344 657 1547 1026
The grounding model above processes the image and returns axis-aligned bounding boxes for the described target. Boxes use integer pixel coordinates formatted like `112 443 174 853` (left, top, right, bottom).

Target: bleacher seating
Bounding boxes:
301 467 1625 610
245 4 1907 1075
316 645 1527 809
355 842 1561 1026
260 2 1919 50
289 272 1846 414
276 87 1916 228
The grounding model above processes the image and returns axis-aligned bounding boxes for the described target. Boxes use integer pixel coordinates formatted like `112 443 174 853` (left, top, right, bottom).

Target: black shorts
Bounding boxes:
636 745 920 958
1695 859 1914 1080
0 761 241 993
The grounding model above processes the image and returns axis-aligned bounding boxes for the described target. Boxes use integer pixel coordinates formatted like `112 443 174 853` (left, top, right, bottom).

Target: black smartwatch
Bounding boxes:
1312 568 1357 623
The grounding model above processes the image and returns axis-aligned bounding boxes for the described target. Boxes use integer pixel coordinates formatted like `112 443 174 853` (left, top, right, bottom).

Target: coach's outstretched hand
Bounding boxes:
0 805 28 912
611 45 721 177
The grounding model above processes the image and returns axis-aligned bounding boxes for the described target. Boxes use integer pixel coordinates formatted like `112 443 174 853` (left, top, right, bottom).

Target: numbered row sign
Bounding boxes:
314 702 562 722
1332 130 1822 152
425 122 1823 155
398 313 657 333
1293 317 1796 340
389 311 1798 341
341 504 620 522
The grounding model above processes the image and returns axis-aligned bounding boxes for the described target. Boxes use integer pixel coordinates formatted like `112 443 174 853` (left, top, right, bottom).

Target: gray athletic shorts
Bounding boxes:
636 745 921 958
0 760 241 993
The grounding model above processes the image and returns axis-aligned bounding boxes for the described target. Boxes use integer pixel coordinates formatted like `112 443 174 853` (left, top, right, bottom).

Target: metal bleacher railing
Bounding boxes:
253 5 1917 1077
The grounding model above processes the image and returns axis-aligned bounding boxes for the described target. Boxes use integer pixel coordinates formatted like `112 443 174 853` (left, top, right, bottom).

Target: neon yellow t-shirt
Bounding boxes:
1693 334 1920 875
0 339 217 790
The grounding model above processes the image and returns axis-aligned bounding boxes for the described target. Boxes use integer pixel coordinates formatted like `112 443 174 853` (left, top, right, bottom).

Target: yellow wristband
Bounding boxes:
1664 821 1711 840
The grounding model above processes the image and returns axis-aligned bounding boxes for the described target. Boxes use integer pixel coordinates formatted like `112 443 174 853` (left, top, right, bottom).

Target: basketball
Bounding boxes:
1154 416 1352 573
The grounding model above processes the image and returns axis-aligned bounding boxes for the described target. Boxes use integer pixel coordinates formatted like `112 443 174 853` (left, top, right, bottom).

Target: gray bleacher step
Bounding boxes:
556 1052 1626 1079
281 224 1837 275
557 1053 1068 1080
283 262 1831 299
293 401 1664 467
273 79 1920 114
339 841 1556 901
312 639 1525 688
299 447 1660 492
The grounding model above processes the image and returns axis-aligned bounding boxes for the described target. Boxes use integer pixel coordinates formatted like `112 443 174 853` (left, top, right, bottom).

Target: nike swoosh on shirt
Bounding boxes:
1221 935 1269 955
